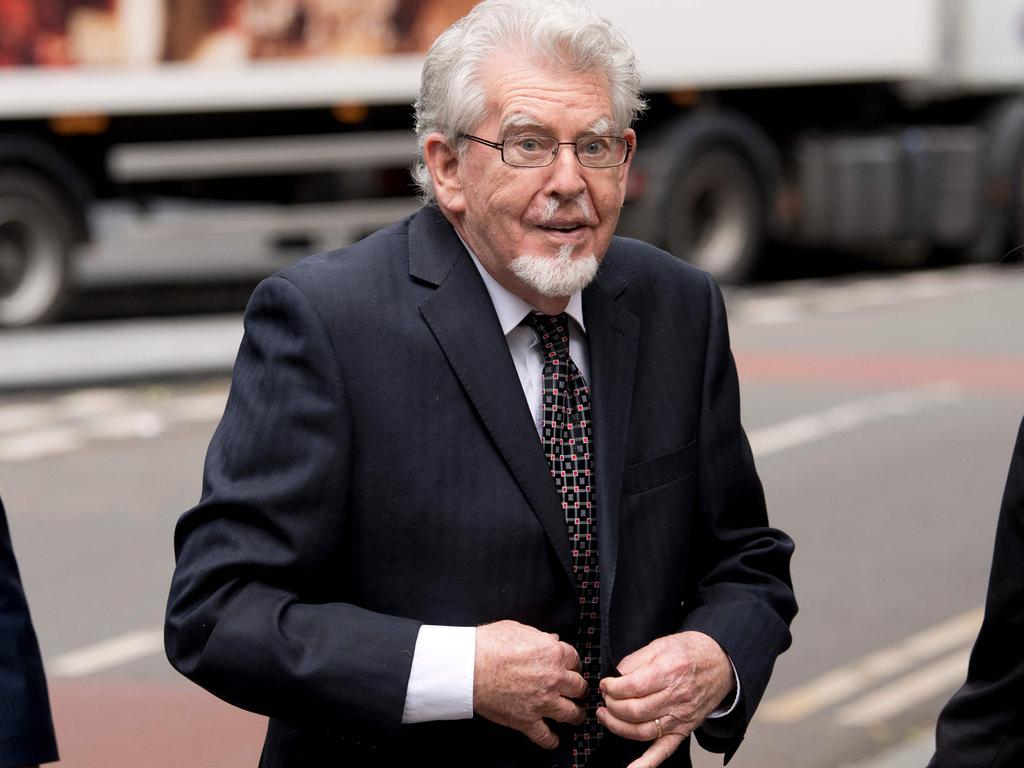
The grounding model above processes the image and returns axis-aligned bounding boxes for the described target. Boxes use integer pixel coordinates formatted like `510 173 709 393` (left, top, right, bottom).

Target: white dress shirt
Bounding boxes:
402 247 738 724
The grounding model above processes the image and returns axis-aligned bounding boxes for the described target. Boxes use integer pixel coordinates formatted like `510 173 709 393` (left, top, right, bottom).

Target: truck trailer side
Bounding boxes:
1 0 1022 326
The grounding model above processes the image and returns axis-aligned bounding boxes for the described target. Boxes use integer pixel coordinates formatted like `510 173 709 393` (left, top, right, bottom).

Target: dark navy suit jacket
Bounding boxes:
930 417 1024 767
166 205 796 767
0 498 58 768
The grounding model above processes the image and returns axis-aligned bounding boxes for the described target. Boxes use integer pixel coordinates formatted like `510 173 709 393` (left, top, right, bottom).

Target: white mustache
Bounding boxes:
540 196 592 224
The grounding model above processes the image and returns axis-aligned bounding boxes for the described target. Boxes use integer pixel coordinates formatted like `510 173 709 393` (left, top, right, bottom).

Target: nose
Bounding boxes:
546 144 587 199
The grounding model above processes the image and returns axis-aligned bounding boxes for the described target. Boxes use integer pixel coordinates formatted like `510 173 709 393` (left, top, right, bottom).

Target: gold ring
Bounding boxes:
654 717 663 740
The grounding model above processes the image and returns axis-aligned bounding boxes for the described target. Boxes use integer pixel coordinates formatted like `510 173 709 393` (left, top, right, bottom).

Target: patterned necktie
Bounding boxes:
524 312 603 766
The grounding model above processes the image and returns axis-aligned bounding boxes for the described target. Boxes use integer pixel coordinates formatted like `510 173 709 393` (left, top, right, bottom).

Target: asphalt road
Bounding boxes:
1 262 1022 767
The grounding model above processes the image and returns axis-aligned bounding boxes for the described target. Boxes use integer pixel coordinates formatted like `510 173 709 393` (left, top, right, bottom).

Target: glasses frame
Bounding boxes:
459 133 633 168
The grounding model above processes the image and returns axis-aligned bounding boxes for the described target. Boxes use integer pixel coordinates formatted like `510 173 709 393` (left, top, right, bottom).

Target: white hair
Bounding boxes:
412 0 646 201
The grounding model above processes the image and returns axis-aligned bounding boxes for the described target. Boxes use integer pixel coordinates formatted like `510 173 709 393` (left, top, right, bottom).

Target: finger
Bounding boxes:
601 690 672 724
524 719 559 750
559 641 581 672
625 733 686 768
547 696 587 726
558 669 589 700
595 706 661 742
614 642 661 675
601 662 665 700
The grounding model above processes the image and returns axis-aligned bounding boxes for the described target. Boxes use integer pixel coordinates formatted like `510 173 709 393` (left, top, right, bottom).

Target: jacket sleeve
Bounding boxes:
165 275 422 738
679 273 798 758
0 500 59 768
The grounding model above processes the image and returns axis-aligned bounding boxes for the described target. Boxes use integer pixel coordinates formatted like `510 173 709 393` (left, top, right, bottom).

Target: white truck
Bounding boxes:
1 0 1023 326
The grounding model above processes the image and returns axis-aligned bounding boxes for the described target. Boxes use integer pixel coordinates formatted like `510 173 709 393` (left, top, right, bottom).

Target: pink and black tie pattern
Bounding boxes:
525 312 603 766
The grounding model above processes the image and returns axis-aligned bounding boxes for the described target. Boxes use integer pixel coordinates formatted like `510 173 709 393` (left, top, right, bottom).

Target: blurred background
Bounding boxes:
1 0 1023 765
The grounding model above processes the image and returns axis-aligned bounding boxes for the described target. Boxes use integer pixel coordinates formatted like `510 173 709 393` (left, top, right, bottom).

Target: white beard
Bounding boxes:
509 195 600 298
509 244 600 298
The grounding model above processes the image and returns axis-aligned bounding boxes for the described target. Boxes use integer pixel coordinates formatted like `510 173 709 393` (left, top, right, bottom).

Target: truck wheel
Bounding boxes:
0 170 74 327
963 97 1024 264
660 147 764 284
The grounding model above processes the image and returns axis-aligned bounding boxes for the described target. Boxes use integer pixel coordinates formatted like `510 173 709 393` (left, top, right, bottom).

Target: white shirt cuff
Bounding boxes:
706 657 741 718
401 625 476 723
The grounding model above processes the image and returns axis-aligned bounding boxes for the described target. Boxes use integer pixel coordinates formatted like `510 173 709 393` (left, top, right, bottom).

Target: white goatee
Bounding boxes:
510 196 600 298
510 245 600 298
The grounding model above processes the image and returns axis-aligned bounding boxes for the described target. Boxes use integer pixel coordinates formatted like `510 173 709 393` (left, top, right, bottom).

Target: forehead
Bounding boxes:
477 54 613 133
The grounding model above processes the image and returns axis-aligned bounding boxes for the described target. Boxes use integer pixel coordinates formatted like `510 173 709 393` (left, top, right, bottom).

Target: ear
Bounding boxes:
423 133 466 214
617 128 638 204
620 129 637 179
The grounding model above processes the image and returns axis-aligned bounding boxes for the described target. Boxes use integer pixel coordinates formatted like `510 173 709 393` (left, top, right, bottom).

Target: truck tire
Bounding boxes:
0 169 75 327
963 97 1024 264
660 146 764 284
635 111 779 284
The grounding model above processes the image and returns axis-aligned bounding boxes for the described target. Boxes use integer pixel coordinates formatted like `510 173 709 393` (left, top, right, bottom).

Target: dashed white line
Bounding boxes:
0 403 58 435
57 388 134 417
50 628 165 677
835 646 972 728
748 383 964 458
0 386 227 462
88 410 166 441
0 427 84 462
162 391 230 422
759 607 982 724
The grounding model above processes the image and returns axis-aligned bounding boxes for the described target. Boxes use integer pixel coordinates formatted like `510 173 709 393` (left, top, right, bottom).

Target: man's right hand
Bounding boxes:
474 620 588 749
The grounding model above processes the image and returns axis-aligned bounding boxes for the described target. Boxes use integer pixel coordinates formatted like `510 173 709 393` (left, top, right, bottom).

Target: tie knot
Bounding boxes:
524 312 571 359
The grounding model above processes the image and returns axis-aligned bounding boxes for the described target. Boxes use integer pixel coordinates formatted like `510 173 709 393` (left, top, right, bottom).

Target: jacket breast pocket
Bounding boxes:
625 441 697 495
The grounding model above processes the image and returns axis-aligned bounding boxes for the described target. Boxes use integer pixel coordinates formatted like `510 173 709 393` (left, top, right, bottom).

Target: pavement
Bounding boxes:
0 314 243 391
844 733 934 768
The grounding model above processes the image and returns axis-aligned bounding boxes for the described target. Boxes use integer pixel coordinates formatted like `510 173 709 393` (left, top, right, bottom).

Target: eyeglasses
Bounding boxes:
460 133 632 168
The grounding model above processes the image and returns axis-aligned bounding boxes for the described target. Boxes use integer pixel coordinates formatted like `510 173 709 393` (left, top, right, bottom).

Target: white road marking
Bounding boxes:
835 646 973 728
0 385 227 463
0 427 83 462
50 628 165 677
748 383 964 459
733 297 806 325
759 607 982 723
0 403 57 435
88 411 166 441
732 264 1013 325
163 390 229 422
57 388 133 417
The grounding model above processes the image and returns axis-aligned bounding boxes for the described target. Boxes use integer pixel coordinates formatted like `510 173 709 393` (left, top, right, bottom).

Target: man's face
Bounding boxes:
445 54 635 306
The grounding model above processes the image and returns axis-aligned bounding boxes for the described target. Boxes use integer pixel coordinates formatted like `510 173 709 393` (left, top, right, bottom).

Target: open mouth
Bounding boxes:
540 223 586 233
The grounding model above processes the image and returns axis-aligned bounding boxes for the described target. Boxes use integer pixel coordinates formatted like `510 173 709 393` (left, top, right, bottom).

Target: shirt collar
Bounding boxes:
459 236 587 336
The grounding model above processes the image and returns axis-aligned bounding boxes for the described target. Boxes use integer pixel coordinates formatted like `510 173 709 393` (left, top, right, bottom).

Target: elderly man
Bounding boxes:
165 1 796 766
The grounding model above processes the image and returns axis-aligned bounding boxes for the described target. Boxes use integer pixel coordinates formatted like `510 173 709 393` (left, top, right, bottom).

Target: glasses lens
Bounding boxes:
577 137 627 167
504 136 558 167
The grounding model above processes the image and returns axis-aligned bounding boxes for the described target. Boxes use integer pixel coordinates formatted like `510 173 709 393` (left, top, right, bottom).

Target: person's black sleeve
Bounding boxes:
0 498 59 767
165 276 421 738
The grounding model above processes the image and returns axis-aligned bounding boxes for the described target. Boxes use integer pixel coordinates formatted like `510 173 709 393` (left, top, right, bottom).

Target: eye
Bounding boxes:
581 138 610 156
516 137 545 153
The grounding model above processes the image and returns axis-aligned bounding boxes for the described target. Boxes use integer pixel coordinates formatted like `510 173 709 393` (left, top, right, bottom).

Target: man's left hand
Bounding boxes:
597 631 735 768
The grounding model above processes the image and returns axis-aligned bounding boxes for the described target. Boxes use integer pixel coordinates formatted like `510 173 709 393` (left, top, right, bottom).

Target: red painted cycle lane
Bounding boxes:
49 679 267 768
735 350 1024 393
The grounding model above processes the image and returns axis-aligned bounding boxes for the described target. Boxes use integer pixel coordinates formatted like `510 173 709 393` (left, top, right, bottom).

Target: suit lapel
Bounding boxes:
583 257 639 664
411 208 576 586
